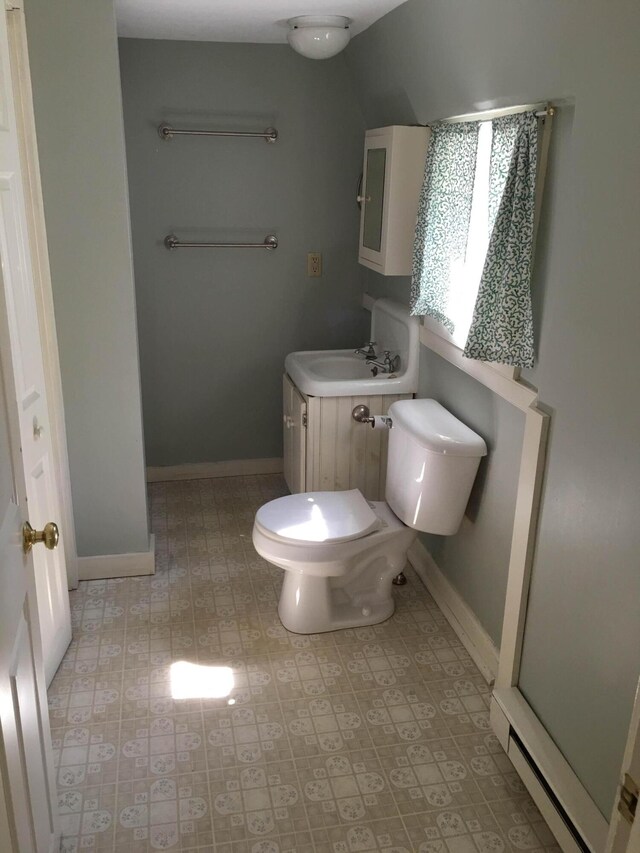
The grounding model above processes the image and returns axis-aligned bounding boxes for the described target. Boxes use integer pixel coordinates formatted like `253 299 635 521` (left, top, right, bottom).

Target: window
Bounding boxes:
411 108 547 369
444 120 492 349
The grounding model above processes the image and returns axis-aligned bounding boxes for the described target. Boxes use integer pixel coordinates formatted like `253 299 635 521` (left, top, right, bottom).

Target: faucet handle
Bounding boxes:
383 350 401 372
355 340 377 357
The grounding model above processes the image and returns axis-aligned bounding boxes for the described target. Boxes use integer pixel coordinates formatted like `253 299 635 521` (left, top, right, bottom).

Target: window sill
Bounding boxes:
421 316 520 381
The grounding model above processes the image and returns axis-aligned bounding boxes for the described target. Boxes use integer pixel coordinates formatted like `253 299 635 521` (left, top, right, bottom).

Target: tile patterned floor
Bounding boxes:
48 474 561 853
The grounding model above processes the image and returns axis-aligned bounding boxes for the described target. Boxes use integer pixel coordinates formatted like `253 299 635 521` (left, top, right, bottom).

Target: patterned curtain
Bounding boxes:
464 112 538 367
410 122 480 330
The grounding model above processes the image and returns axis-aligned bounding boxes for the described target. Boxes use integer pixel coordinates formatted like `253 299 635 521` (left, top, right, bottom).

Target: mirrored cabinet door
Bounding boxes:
362 146 386 252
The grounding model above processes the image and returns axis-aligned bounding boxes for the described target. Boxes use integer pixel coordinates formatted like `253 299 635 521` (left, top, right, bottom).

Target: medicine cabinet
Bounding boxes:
358 125 430 276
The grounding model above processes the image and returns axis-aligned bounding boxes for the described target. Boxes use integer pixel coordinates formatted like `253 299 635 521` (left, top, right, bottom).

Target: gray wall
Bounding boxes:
25 0 150 557
118 39 368 467
346 0 640 818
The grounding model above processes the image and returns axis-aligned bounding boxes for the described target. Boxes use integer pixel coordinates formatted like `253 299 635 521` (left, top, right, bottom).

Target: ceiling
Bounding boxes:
115 0 408 43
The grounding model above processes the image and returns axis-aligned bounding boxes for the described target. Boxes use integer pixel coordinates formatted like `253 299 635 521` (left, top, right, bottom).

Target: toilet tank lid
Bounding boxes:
255 490 381 544
388 399 488 457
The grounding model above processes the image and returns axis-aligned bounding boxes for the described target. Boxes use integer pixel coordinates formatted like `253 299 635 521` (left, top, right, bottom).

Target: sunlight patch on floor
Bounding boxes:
169 661 234 700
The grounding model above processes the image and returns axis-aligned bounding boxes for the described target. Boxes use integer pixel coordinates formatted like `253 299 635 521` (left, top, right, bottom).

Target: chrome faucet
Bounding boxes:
366 350 400 375
355 340 377 359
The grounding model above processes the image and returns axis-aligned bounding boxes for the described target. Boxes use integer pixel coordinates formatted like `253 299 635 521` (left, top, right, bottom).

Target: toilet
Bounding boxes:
252 399 487 634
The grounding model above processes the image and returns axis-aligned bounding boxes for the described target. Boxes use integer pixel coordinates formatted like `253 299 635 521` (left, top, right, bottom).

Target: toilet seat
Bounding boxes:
253 498 411 579
254 489 382 545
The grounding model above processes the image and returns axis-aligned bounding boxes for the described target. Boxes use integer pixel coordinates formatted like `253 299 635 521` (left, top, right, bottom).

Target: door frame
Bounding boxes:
605 677 640 853
5 0 77 589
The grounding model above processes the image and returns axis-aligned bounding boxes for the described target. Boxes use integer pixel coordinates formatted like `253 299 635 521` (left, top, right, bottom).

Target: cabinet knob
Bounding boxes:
356 195 371 204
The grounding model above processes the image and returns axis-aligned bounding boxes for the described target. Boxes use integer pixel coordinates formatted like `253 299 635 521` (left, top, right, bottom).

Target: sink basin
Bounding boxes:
285 298 419 397
295 352 374 382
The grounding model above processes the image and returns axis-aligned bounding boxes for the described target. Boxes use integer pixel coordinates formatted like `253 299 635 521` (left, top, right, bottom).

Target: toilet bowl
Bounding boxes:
252 399 487 634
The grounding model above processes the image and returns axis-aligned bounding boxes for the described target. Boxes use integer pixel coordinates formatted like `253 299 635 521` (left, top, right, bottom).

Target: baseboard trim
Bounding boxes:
77 534 155 581
146 458 284 483
492 688 608 853
407 539 499 684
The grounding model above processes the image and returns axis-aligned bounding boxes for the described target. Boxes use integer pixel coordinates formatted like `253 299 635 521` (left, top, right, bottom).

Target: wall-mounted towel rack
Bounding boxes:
164 234 278 251
158 123 278 143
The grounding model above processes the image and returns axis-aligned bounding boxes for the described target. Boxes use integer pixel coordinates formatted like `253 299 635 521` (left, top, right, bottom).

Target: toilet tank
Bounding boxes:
385 399 487 535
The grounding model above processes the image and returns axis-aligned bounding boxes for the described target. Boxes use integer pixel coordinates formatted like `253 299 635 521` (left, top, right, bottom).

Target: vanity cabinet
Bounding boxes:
358 125 430 276
283 373 411 499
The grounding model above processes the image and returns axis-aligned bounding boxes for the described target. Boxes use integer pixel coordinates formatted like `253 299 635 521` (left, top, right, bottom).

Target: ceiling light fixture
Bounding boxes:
287 15 352 60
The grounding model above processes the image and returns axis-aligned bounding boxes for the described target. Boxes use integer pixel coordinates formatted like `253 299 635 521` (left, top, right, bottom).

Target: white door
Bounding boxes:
606 678 640 853
0 277 58 851
0 3 70 684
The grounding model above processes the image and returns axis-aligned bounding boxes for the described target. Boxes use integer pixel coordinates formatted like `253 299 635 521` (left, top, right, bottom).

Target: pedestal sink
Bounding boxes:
285 298 419 397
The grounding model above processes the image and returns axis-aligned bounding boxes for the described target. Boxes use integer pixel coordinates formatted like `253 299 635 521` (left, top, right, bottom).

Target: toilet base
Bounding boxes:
253 499 416 634
277 549 408 634
278 576 396 634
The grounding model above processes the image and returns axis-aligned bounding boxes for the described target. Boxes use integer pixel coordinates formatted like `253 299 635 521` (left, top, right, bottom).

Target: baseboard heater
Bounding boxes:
508 728 592 853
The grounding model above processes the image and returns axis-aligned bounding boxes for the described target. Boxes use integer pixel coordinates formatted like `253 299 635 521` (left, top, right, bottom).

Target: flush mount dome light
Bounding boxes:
287 15 352 60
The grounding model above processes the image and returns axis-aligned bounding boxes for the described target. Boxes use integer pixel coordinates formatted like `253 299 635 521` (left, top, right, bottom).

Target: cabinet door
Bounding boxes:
283 375 306 494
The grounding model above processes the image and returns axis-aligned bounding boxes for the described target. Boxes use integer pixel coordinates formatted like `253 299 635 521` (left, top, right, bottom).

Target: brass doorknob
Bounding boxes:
23 521 59 554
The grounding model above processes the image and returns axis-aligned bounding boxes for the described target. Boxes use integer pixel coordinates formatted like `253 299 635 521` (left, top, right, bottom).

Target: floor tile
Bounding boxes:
336 639 425 690
48 474 560 852
309 816 413 851
58 784 117 852
376 738 486 815
203 702 293 768
355 682 453 746
270 648 353 700
53 722 120 789
452 733 531 802
294 747 398 830
115 771 214 851
426 676 492 737
281 693 375 757
402 803 508 853
208 760 308 843
489 797 561 851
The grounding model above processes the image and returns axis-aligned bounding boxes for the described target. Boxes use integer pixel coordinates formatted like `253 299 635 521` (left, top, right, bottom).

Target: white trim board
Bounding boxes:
407 538 499 685
146 458 283 483
497 406 550 689
77 534 155 581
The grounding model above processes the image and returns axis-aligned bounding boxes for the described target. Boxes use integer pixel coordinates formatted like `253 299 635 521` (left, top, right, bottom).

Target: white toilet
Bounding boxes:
252 399 487 634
